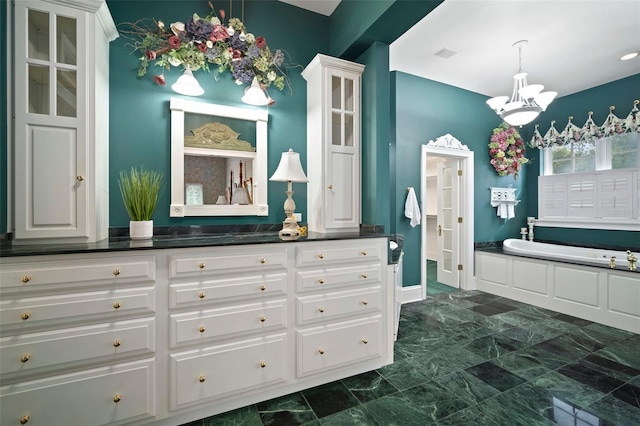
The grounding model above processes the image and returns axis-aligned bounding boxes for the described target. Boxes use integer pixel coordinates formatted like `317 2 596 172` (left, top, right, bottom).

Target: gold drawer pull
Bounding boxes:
113 269 121 276
318 348 325 355
318 253 325 259
113 394 121 403
260 285 266 291
361 250 367 256
362 300 368 306
361 273 368 279
20 415 29 424
318 307 325 313
259 316 266 323
199 375 206 383
76 175 85 182
199 326 205 333
362 338 368 344
198 292 206 299
21 275 31 283
328 184 333 190
199 262 205 269
21 312 31 320
318 278 325 284
259 258 266 264
20 353 31 363
113 340 121 348
113 302 121 309
260 361 266 368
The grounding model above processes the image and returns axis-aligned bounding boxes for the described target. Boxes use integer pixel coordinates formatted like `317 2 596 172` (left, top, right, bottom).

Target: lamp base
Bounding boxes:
279 217 301 241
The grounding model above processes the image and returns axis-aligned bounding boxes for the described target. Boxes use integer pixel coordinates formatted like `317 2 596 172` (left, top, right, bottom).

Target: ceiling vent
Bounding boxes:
435 48 457 59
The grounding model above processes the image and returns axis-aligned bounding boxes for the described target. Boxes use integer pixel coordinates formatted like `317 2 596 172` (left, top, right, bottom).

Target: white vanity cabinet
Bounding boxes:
12 0 118 243
0 253 157 426
302 54 365 234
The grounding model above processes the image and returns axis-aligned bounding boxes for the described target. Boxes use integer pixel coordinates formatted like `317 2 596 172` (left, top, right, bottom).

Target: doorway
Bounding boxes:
420 144 475 299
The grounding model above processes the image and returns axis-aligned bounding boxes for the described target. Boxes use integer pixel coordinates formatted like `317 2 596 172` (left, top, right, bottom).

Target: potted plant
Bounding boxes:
118 166 163 240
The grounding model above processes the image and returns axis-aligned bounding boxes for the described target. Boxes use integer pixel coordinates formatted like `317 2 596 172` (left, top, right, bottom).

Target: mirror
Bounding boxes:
169 98 269 217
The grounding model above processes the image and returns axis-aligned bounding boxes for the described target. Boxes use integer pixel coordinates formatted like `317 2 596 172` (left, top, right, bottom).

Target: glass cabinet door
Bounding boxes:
331 74 356 147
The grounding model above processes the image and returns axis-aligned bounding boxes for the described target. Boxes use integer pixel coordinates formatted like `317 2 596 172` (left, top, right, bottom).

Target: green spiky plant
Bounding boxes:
118 167 163 221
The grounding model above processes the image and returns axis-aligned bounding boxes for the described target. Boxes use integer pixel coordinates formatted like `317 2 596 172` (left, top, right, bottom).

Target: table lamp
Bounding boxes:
269 148 308 240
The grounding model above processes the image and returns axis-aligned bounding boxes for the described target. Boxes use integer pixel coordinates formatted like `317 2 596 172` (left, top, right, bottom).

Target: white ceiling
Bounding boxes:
281 0 640 98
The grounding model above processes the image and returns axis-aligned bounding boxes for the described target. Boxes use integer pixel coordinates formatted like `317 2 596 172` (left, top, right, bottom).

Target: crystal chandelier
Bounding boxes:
486 40 557 127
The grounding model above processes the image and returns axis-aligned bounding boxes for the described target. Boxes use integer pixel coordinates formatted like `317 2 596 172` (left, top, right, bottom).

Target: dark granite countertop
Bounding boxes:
0 225 403 264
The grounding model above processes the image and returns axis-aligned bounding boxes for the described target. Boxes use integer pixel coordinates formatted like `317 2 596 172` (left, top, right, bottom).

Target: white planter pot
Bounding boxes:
129 220 153 240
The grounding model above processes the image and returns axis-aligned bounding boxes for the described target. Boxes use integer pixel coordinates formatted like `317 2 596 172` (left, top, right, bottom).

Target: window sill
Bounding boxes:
535 218 640 231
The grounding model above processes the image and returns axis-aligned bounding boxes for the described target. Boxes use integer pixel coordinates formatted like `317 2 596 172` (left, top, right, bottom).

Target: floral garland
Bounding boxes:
488 122 529 178
118 2 291 96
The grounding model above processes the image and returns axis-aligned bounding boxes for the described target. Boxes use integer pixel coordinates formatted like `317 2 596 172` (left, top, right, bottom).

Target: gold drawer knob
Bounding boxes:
76 175 85 182
259 316 266 323
113 269 121 276
260 361 266 368
199 375 206 383
20 415 29 424
362 338 368 344
318 253 325 259
113 302 121 309
199 326 205 333
21 275 31 283
318 278 325 284
362 300 368 306
361 250 367 256
259 258 266 264
198 292 206 299
20 353 31 363
259 285 266 291
113 340 121 348
328 184 333 190
318 348 325 355
21 312 31 320
199 262 205 269
361 273 368 279
318 307 325 313
113 394 121 403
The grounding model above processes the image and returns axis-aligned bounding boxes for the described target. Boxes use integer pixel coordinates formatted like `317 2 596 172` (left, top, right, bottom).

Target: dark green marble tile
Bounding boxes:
611 382 640 408
434 371 501 405
401 381 469 422
520 304 560 319
413 346 486 378
463 334 527 360
317 406 379 425
463 293 502 304
377 356 441 390
557 363 624 394
552 313 593 326
512 344 572 371
362 394 433 426
202 405 262 426
580 394 640 425
475 393 556 426
470 301 518 316
499 324 564 345
583 322 635 341
341 370 399 403
595 339 640 370
579 353 640 382
256 392 316 425
490 349 551 381
531 335 594 363
493 309 550 328
471 315 514 333
436 405 500 426
301 381 360 419
568 324 632 348
536 317 581 334
465 361 526 391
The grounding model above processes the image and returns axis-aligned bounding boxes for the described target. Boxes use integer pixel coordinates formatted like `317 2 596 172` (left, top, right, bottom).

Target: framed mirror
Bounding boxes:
169 98 269 217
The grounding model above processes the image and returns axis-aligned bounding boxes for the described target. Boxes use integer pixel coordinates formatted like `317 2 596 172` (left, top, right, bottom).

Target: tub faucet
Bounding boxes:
627 251 637 271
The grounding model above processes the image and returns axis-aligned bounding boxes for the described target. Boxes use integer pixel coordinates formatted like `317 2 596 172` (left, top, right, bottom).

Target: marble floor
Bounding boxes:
182 290 640 426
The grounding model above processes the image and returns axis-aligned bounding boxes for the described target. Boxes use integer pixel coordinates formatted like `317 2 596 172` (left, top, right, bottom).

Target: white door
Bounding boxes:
436 159 460 288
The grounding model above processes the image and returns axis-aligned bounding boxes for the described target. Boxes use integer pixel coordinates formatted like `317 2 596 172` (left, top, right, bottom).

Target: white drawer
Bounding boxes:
0 318 155 379
297 286 381 325
169 273 286 309
296 316 382 377
296 242 382 267
0 286 156 332
0 358 155 426
169 247 287 279
170 334 287 409
169 300 286 348
0 255 156 294
296 264 381 291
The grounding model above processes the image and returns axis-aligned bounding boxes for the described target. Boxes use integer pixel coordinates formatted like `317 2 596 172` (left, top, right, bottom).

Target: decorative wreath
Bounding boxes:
488 122 529 178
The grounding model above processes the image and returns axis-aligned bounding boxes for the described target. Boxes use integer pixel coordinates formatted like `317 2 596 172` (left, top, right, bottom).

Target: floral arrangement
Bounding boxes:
119 2 289 94
488 122 529 177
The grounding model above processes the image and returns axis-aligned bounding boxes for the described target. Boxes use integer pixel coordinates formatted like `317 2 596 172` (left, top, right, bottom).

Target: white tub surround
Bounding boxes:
476 248 640 334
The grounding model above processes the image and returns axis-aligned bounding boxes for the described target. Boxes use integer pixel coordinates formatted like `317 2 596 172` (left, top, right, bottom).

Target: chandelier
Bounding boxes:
486 40 557 127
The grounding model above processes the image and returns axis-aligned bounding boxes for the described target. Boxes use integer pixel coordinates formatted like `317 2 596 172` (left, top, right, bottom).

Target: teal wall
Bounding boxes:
107 0 329 227
1 2 7 234
523 74 640 249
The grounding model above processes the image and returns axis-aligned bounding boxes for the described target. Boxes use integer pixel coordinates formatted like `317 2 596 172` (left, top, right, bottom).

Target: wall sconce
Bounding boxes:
269 149 308 240
172 66 204 97
242 77 270 106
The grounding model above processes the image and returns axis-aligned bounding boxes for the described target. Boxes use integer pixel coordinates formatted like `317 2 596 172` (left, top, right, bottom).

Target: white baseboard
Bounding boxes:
401 285 423 304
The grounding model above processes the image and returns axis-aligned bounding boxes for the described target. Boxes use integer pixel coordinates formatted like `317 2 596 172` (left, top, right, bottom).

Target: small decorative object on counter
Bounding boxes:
118 166 163 240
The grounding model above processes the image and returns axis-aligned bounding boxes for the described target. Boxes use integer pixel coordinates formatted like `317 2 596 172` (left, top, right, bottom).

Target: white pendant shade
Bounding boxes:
171 66 204 96
242 77 270 106
534 91 558 111
270 149 308 182
518 84 544 99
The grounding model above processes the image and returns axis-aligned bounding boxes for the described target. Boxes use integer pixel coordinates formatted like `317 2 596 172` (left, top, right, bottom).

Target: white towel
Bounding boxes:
507 204 515 220
498 203 508 219
404 187 421 227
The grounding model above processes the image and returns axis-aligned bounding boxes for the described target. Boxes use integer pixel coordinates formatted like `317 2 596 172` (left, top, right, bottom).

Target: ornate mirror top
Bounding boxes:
184 122 255 152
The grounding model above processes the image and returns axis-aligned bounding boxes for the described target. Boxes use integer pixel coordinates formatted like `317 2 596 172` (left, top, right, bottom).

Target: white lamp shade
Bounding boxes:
270 149 308 182
501 106 541 126
172 66 204 96
535 91 558 111
518 84 544 100
486 96 509 112
242 77 270 106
